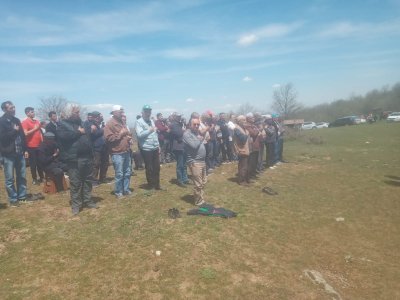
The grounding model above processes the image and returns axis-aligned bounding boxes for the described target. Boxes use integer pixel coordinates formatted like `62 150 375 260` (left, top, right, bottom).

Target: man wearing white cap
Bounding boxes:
104 105 133 198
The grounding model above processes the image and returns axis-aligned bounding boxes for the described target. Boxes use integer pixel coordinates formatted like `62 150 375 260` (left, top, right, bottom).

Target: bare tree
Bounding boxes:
236 102 257 115
271 83 302 118
37 96 87 120
37 96 68 120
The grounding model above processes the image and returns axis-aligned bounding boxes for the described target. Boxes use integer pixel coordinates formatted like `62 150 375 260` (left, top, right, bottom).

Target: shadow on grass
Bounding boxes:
92 196 104 203
227 177 238 183
0 203 7 210
385 175 400 180
181 194 194 205
138 183 153 190
383 180 400 187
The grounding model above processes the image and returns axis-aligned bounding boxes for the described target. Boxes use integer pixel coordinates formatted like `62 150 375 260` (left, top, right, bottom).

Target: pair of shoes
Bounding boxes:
168 208 181 219
123 190 133 196
9 201 20 207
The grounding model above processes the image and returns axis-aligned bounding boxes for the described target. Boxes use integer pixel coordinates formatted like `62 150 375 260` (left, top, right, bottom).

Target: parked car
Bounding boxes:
387 112 400 122
328 116 357 127
301 122 317 130
316 122 329 128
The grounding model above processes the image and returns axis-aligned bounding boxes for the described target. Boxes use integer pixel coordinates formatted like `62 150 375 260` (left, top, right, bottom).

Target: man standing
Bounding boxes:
21 107 44 185
135 105 163 190
0 101 28 206
84 111 108 185
45 111 58 136
231 115 251 186
104 105 132 198
183 117 207 206
244 113 260 180
169 113 189 187
154 113 169 164
57 104 97 215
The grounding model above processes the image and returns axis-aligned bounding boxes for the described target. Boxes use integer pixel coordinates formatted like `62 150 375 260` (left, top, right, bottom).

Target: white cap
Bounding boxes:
110 105 123 114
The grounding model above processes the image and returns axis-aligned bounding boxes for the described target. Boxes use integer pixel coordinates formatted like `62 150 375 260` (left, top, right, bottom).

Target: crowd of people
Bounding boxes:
0 101 285 215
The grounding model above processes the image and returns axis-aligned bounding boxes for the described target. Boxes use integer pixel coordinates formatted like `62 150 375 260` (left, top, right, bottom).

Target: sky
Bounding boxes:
1 0 400 123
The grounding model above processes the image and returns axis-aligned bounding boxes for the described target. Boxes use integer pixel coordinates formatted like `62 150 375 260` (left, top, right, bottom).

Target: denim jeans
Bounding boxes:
173 150 188 184
111 152 131 195
3 154 27 202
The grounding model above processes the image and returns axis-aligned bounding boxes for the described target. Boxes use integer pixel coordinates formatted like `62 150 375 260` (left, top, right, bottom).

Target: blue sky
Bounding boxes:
1 0 399 122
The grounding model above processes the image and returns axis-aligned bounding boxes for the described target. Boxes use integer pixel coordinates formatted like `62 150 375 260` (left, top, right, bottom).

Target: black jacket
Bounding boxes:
57 118 93 163
0 114 27 156
45 121 58 136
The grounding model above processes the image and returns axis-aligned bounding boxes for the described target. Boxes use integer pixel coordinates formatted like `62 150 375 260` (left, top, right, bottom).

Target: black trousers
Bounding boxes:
67 158 94 210
142 149 160 188
27 147 44 181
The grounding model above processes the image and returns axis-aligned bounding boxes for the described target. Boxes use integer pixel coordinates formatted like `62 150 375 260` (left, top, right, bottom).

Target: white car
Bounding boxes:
387 112 400 122
301 122 317 130
316 122 329 128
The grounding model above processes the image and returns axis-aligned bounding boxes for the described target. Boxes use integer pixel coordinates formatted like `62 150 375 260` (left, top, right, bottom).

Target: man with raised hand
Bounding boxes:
22 107 44 185
135 105 164 191
0 101 28 207
183 117 207 206
104 105 132 198
57 103 97 215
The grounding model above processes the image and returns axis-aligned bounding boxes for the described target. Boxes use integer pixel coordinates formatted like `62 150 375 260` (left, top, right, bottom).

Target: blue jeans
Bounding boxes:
111 152 131 195
3 154 27 202
173 150 188 184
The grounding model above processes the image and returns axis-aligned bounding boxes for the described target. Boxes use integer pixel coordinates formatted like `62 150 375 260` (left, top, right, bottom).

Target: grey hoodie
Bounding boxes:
182 129 206 164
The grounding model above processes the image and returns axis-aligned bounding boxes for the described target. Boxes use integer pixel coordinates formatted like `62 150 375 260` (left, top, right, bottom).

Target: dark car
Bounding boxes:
328 116 357 127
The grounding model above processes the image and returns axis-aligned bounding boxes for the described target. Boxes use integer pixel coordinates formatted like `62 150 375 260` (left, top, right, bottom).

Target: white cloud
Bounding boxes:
243 76 253 82
272 84 281 88
186 98 195 102
317 19 400 39
83 103 115 110
153 100 159 104
237 22 303 46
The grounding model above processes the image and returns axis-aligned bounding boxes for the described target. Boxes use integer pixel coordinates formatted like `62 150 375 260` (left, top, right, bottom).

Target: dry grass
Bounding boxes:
0 122 399 299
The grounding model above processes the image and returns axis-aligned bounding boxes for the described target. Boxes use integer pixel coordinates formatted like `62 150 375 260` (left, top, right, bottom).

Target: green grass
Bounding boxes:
0 122 399 299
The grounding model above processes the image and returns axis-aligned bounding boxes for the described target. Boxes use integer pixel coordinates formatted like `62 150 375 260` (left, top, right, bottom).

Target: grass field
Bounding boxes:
0 122 399 299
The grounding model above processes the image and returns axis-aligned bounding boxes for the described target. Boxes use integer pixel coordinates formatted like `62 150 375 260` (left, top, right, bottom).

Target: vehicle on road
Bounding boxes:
328 116 358 127
316 122 329 128
301 122 317 130
387 112 400 122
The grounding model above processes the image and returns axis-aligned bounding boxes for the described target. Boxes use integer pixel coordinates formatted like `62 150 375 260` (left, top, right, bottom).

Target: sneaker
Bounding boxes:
9 201 20 207
115 193 124 199
71 207 80 216
269 166 276 170
177 182 186 188
123 190 134 196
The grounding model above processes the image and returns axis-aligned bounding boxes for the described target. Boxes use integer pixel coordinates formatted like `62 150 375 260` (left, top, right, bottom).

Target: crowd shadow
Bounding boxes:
384 175 400 187
181 194 194 205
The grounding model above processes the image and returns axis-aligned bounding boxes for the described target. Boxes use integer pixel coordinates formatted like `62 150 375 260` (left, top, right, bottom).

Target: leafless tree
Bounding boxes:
37 96 86 120
236 102 257 115
271 83 302 118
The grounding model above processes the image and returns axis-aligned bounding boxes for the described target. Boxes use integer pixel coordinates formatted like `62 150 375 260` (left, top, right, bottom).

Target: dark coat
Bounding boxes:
57 118 93 163
0 114 27 156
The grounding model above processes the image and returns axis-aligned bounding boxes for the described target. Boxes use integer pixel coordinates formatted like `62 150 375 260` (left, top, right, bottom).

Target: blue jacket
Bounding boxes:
135 118 159 151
